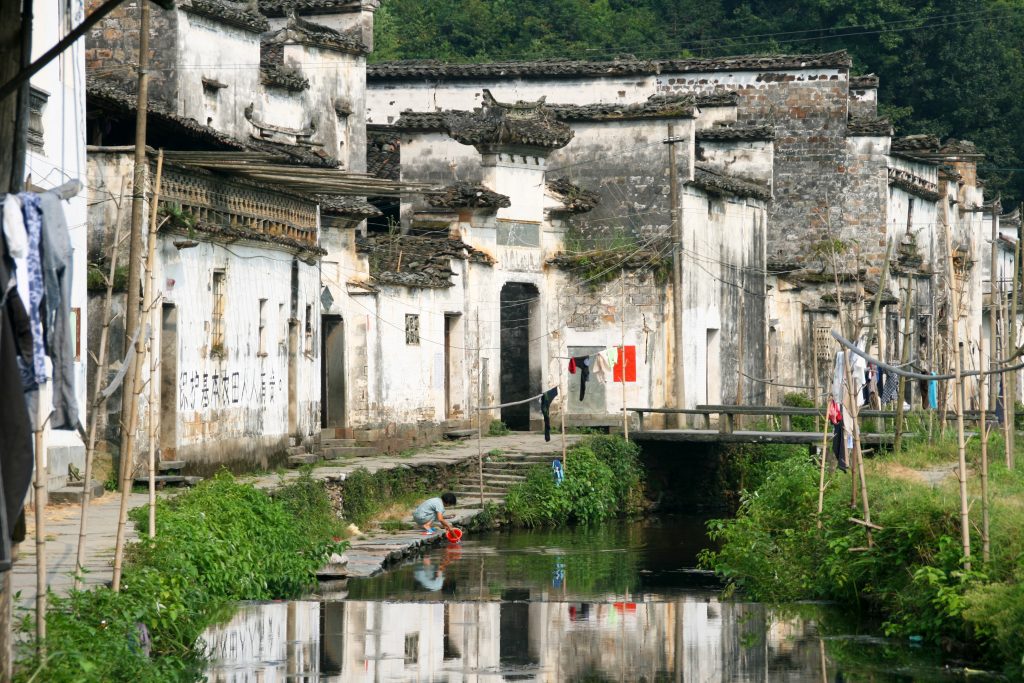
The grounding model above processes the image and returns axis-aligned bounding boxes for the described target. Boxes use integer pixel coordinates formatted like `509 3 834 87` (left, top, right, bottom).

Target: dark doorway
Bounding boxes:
444 313 458 419
159 304 178 459
500 282 539 430
322 315 345 429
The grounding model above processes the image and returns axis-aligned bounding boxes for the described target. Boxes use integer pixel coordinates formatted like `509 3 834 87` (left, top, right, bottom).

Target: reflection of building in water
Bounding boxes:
204 597 828 681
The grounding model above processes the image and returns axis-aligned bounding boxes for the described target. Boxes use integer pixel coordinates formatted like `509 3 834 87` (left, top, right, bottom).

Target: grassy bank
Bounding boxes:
701 434 1024 677
15 472 346 683
504 435 646 526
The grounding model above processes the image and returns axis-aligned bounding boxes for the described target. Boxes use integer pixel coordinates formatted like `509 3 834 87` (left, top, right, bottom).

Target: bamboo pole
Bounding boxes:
979 323 990 564
621 269 629 441
999 266 1012 468
1009 220 1020 469
476 310 484 509
844 346 874 547
989 204 1000 410
33 385 48 650
119 0 151 487
74 183 126 588
827 232 872 541
816 406 830 529
894 279 914 452
145 150 164 538
113 151 164 591
941 197 972 570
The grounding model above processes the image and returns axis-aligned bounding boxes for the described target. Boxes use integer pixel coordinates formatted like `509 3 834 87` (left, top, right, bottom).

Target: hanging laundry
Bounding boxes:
995 379 1005 425
39 191 79 430
540 386 558 442
551 459 564 487
568 357 577 374
572 356 591 400
928 372 938 409
880 371 900 404
19 193 46 386
831 351 845 403
613 346 636 383
827 397 842 425
0 228 35 572
831 419 848 473
591 352 611 383
864 363 879 405
2 195 25 259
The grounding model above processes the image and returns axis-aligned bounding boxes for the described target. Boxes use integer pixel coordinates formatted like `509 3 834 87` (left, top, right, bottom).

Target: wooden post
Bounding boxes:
842 349 874 547
894 279 914 452
621 269 629 441
145 150 164 538
1009 219 1020 469
119 0 152 487
667 124 685 427
476 310 484 509
113 150 163 591
979 324 990 564
942 197 972 570
33 386 48 650
989 203 1000 410
74 183 126 588
817 407 830 529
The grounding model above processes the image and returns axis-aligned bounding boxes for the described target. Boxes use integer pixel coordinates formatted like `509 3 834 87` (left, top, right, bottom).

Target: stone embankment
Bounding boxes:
330 436 577 579
15 432 572 605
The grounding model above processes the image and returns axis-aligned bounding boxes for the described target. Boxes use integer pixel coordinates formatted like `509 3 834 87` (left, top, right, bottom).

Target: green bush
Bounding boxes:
701 443 1024 676
505 436 643 526
15 472 345 682
781 392 817 431
488 419 511 436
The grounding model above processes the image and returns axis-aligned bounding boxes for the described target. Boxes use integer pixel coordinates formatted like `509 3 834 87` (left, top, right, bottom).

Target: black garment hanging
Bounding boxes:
540 387 558 442
572 356 590 401
831 420 848 473
0 233 34 572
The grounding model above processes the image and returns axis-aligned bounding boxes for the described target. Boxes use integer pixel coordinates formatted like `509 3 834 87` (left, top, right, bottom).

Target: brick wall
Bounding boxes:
85 0 180 111
657 71 881 273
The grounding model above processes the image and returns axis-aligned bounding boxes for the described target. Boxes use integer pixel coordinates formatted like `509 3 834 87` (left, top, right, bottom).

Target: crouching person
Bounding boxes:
413 492 456 535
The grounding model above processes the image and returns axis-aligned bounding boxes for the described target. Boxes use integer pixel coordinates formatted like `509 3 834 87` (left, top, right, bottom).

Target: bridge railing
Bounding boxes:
628 404 990 435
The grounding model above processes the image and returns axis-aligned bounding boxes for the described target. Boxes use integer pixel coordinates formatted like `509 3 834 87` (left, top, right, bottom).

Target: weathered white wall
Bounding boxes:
367 76 658 125
158 237 321 470
28 0 88 490
175 12 262 139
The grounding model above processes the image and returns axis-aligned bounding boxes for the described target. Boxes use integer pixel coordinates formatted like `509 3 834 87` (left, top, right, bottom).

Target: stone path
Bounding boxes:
11 432 567 608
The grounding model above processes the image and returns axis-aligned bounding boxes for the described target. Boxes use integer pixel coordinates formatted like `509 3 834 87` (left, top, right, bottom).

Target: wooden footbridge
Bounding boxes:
628 404 984 446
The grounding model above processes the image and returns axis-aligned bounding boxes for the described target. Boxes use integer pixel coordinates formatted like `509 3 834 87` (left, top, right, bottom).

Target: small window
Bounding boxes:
279 303 286 346
258 299 268 356
404 633 419 666
70 307 80 361
405 314 420 345
304 304 314 355
211 270 226 355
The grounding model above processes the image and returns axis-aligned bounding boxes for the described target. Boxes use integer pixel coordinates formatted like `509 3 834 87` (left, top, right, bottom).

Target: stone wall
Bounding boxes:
85 0 180 111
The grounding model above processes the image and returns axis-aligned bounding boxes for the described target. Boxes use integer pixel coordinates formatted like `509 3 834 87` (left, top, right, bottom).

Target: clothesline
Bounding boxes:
475 390 549 412
833 331 1024 380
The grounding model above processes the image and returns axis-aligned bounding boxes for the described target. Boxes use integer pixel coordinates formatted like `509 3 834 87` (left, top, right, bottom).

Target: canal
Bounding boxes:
202 516 963 681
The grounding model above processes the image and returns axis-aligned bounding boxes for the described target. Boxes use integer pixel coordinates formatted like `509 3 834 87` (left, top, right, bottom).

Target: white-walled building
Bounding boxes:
25 0 89 490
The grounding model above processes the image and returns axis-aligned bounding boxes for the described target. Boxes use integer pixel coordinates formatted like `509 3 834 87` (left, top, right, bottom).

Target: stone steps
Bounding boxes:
132 474 202 488
322 445 377 458
321 438 357 448
452 490 507 501
49 480 105 505
288 453 322 467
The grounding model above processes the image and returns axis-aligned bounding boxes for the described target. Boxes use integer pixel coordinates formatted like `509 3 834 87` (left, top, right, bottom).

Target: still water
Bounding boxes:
202 516 965 682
